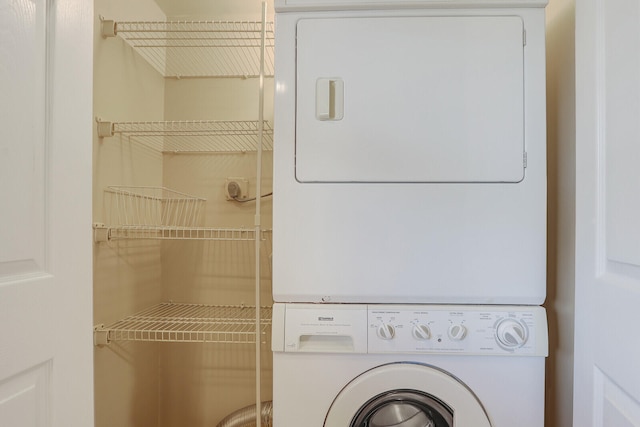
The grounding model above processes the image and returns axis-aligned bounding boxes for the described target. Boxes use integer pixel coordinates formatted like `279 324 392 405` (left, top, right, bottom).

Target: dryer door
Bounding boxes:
295 16 525 183
324 363 491 427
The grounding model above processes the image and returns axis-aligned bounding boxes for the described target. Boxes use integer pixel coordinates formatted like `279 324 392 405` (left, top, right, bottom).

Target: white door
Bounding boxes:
0 0 93 426
574 0 640 425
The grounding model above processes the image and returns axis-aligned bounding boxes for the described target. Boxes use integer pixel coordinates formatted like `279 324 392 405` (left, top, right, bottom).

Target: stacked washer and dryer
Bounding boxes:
272 0 548 426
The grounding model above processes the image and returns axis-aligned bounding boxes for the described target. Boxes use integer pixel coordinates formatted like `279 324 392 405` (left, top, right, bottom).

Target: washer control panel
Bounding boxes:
367 305 545 356
273 303 548 356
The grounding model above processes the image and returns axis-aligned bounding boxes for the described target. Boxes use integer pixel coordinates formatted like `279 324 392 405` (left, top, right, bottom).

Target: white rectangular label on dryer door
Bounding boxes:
295 16 525 183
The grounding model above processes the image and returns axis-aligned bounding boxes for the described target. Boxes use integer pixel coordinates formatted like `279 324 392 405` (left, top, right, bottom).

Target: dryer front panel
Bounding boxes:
295 16 525 184
273 7 547 304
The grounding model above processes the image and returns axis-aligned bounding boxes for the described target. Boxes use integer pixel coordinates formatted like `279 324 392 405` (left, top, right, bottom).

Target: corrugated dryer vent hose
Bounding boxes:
215 401 273 427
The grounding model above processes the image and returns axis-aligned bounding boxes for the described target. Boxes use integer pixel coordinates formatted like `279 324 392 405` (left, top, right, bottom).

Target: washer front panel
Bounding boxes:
272 304 547 426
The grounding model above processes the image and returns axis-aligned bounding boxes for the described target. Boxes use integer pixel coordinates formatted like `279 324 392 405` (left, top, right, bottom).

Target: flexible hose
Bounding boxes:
215 401 273 427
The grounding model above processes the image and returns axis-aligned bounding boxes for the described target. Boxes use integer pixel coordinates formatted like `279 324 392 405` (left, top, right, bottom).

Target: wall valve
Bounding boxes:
225 178 248 201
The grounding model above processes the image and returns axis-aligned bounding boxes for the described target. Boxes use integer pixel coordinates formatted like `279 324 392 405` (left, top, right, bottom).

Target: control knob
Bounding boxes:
411 323 432 341
376 322 395 340
495 318 528 349
447 324 467 341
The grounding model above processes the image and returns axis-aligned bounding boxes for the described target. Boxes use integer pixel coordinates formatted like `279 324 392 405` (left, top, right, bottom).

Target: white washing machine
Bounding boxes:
272 303 548 426
273 0 548 305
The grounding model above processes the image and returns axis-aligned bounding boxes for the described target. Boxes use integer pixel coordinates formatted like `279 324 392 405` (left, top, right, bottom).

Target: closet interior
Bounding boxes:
92 0 274 426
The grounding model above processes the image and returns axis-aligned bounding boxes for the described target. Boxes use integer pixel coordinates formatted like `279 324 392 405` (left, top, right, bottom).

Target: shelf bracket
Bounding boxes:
93 223 111 243
94 324 111 347
96 119 114 138
100 17 117 38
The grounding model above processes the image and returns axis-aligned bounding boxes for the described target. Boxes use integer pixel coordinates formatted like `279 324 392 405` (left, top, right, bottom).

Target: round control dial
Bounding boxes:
495 318 528 349
411 323 432 341
376 323 396 340
447 324 467 341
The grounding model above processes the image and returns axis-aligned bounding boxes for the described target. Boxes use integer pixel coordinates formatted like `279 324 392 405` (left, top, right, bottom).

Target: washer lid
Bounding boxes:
324 363 491 427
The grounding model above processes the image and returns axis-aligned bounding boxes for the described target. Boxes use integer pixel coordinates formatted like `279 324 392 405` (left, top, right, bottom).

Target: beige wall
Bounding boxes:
92 0 167 426
545 0 576 426
155 0 274 20
93 0 273 425
93 0 164 427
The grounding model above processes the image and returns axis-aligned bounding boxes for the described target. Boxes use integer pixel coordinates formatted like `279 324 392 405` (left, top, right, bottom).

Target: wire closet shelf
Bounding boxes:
94 303 272 345
101 19 275 78
98 186 270 241
97 120 273 154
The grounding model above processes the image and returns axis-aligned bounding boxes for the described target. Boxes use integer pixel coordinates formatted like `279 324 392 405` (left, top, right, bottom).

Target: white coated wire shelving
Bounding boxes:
94 186 271 242
101 19 275 78
104 226 269 241
107 185 205 227
94 303 272 345
96 119 273 153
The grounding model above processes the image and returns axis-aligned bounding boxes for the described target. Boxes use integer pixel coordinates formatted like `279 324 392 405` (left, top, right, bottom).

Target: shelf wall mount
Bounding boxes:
96 119 114 138
100 17 117 38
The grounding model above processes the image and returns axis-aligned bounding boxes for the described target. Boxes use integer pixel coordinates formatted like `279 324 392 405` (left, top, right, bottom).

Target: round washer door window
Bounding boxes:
351 389 453 427
324 363 492 427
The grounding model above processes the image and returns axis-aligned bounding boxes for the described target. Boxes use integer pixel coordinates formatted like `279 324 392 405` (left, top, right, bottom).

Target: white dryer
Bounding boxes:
272 303 548 426
273 0 548 304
